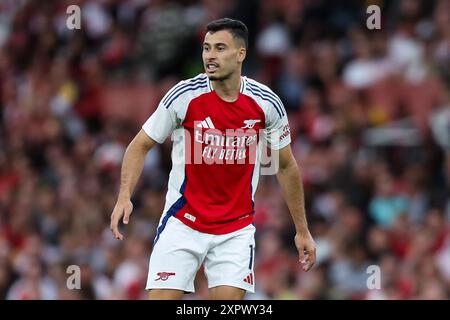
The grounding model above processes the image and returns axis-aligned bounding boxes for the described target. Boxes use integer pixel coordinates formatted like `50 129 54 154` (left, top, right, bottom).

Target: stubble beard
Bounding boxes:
208 70 233 82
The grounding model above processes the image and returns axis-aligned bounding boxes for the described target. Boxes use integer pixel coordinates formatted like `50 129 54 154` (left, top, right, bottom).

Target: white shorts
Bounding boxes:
146 217 256 293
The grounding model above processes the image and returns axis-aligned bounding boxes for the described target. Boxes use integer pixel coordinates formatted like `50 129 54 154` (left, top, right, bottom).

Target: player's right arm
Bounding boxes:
110 130 157 240
110 78 189 239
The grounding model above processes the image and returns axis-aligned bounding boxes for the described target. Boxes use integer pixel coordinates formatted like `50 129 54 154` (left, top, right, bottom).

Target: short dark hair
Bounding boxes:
206 18 248 49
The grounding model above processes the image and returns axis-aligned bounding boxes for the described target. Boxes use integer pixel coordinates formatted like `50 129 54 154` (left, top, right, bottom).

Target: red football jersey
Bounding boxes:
142 74 291 239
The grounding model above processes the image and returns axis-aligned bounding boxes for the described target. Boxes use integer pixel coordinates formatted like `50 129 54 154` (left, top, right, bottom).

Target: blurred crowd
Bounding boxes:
0 0 449 300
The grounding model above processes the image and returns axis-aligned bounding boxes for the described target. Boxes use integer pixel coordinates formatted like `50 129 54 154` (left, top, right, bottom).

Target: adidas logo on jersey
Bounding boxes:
196 117 215 129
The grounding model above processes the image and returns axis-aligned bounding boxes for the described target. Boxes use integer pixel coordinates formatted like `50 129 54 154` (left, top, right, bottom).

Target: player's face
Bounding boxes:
202 30 246 81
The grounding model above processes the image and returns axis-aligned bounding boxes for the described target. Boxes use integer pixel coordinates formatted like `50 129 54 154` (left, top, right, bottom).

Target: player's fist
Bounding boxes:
295 231 316 272
110 198 133 240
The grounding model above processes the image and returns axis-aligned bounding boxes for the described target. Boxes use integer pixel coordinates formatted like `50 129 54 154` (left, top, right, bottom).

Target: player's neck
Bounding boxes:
211 72 241 103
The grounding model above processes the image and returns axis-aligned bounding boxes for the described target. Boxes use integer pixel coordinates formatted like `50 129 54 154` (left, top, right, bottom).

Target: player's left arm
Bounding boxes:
276 144 316 271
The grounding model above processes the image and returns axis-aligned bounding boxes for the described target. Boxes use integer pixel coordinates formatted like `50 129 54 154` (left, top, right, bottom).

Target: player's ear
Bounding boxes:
238 47 246 63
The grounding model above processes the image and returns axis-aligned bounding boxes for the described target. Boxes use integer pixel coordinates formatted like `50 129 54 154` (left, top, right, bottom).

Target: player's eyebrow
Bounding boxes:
203 42 228 47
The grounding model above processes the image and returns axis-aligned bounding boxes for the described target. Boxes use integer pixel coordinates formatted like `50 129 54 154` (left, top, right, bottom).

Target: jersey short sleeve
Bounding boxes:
142 75 209 143
262 95 291 150
242 77 291 150
142 101 177 143
142 81 188 143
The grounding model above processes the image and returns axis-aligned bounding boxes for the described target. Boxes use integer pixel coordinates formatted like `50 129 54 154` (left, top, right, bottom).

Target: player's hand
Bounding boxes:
110 198 133 240
295 231 316 272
